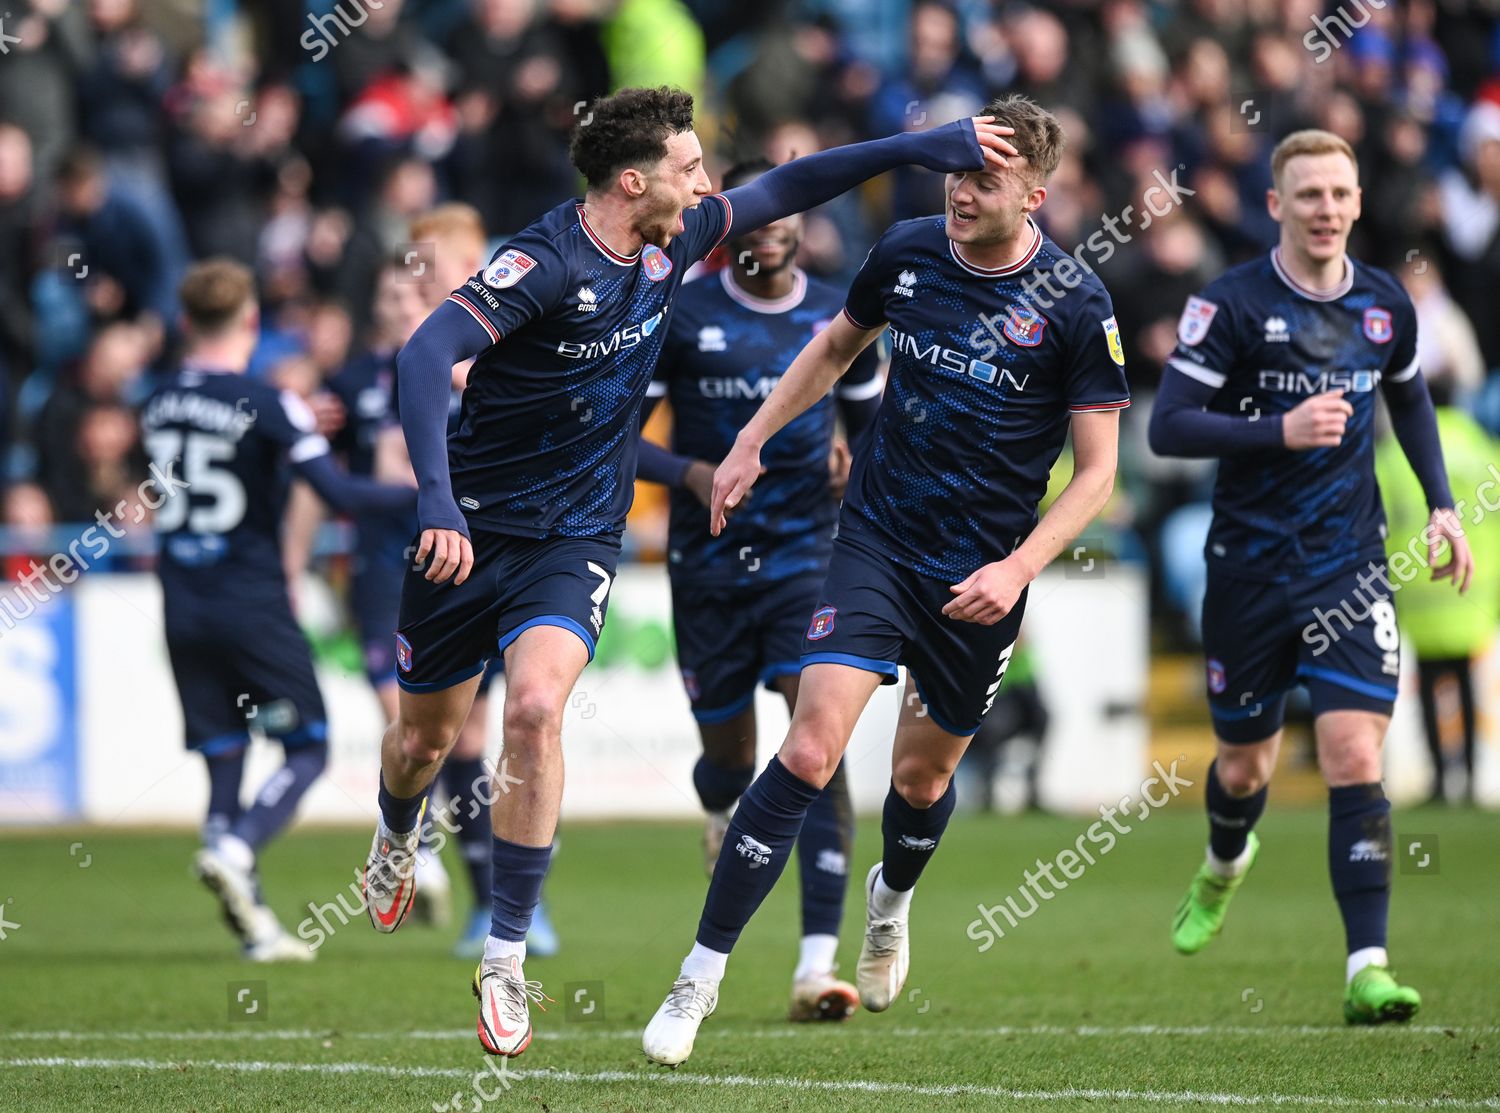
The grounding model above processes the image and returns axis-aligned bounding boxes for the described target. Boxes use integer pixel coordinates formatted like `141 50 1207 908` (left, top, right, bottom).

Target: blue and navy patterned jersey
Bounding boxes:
442 196 733 538
839 216 1130 582
141 369 330 597
327 348 416 574
1165 249 1418 582
649 267 884 587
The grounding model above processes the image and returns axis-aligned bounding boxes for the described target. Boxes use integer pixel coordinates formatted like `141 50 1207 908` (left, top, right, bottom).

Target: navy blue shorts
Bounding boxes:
800 533 1027 737
670 573 822 723
164 593 327 755
395 529 620 693
1202 559 1400 743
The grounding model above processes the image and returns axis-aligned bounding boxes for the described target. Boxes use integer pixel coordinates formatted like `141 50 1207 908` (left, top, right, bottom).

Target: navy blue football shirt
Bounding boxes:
442 196 733 538
839 215 1130 582
141 369 331 596
1164 248 1419 582
649 266 883 586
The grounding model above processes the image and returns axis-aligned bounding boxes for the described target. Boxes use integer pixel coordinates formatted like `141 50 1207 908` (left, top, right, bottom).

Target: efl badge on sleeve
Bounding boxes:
642 245 673 282
1102 316 1125 366
483 249 536 289
1206 657 1226 695
1363 307 1393 344
396 633 414 673
1177 295 1218 347
1002 305 1046 347
806 606 837 641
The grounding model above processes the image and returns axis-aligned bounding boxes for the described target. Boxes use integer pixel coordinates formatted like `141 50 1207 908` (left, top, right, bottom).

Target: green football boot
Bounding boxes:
1171 832 1259 954
1344 965 1421 1025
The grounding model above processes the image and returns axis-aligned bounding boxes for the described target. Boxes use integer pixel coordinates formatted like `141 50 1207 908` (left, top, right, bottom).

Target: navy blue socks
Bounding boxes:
696 755 820 953
693 755 755 813
233 743 328 851
377 770 427 835
1205 759 1268 862
441 757 493 903
797 760 854 937
490 836 554 942
1328 782 1391 953
879 778 956 892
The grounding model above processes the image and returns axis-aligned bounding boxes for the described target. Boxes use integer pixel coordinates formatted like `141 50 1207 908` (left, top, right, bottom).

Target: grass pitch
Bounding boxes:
2 806 1497 1111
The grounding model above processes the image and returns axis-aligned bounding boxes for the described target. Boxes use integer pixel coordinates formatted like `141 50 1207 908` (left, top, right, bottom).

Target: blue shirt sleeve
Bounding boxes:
1380 290 1454 509
1063 287 1131 414
445 233 569 343
842 236 891 330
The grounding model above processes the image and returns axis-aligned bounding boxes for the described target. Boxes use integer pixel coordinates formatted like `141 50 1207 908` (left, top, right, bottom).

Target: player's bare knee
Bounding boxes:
501 687 565 750
778 730 839 788
892 770 951 809
1321 739 1382 786
394 719 450 768
1214 751 1269 797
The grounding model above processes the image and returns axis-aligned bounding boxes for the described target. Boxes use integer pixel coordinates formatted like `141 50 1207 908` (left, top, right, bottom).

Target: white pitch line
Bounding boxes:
1 1056 1498 1109
3 1023 1497 1043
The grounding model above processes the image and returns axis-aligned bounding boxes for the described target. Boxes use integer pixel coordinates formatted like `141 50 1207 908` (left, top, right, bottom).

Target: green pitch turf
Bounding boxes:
2 806 1497 1111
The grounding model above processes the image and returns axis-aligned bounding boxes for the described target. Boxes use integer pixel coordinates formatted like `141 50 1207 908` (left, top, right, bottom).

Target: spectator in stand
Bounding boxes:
78 0 174 183
0 0 90 189
335 155 438 335
52 145 189 336
34 322 150 521
1440 100 1500 371
0 124 38 400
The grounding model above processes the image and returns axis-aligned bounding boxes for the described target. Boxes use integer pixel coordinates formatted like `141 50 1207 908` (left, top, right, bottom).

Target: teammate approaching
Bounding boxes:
142 259 414 961
361 84 1017 1059
1148 130 1473 1024
642 94 1129 1066
637 159 885 1022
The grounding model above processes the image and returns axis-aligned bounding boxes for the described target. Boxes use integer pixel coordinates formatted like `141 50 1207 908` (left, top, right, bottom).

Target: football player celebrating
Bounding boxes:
1148 130 1473 1024
637 158 886 1022
142 259 414 961
642 94 1129 1066
364 84 1017 1059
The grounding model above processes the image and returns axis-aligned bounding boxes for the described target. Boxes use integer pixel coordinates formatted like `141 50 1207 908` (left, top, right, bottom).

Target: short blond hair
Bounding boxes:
1271 129 1357 190
180 258 255 335
979 93 1065 185
409 203 486 245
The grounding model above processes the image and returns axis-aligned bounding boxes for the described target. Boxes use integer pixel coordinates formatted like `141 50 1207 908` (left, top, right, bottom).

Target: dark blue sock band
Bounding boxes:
879 778 956 892
490 836 553 942
233 744 328 851
1205 759 1268 861
693 755 755 814
378 771 427 836
696 755 820 953
1328 782 1391 953
797 760 854 937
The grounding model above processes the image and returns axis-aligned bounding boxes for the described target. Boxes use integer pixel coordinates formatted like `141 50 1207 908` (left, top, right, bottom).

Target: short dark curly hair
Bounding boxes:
569 86 697 191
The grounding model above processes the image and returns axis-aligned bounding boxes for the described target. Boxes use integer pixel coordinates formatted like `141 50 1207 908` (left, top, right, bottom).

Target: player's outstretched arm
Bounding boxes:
293 452 416 516
943 410 1120 625
718 118 1017 237
1382 368 1473 592
710 313 883 535
1148 366 1290 457
396 299 493 584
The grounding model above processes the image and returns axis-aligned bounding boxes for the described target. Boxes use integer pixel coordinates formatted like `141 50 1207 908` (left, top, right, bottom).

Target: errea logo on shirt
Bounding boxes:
697 325 727 352
895 269 918 297
1264 316 1289 342
577 286 599 312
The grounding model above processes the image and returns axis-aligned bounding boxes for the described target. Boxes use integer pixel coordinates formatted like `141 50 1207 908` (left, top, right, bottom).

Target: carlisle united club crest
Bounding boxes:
1206 657 1226 695
807 606 837 641
1002 304 1047 347
1363 307 1393 344
681 668 701 702
396 633 414 673
642 245 673 282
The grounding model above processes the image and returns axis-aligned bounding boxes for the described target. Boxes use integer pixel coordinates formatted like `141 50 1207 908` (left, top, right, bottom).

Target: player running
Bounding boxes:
1148 130 1473 1024
642 93 1130 1066
142 259 414 961
636 158 886 1022
362 84 1017 1059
